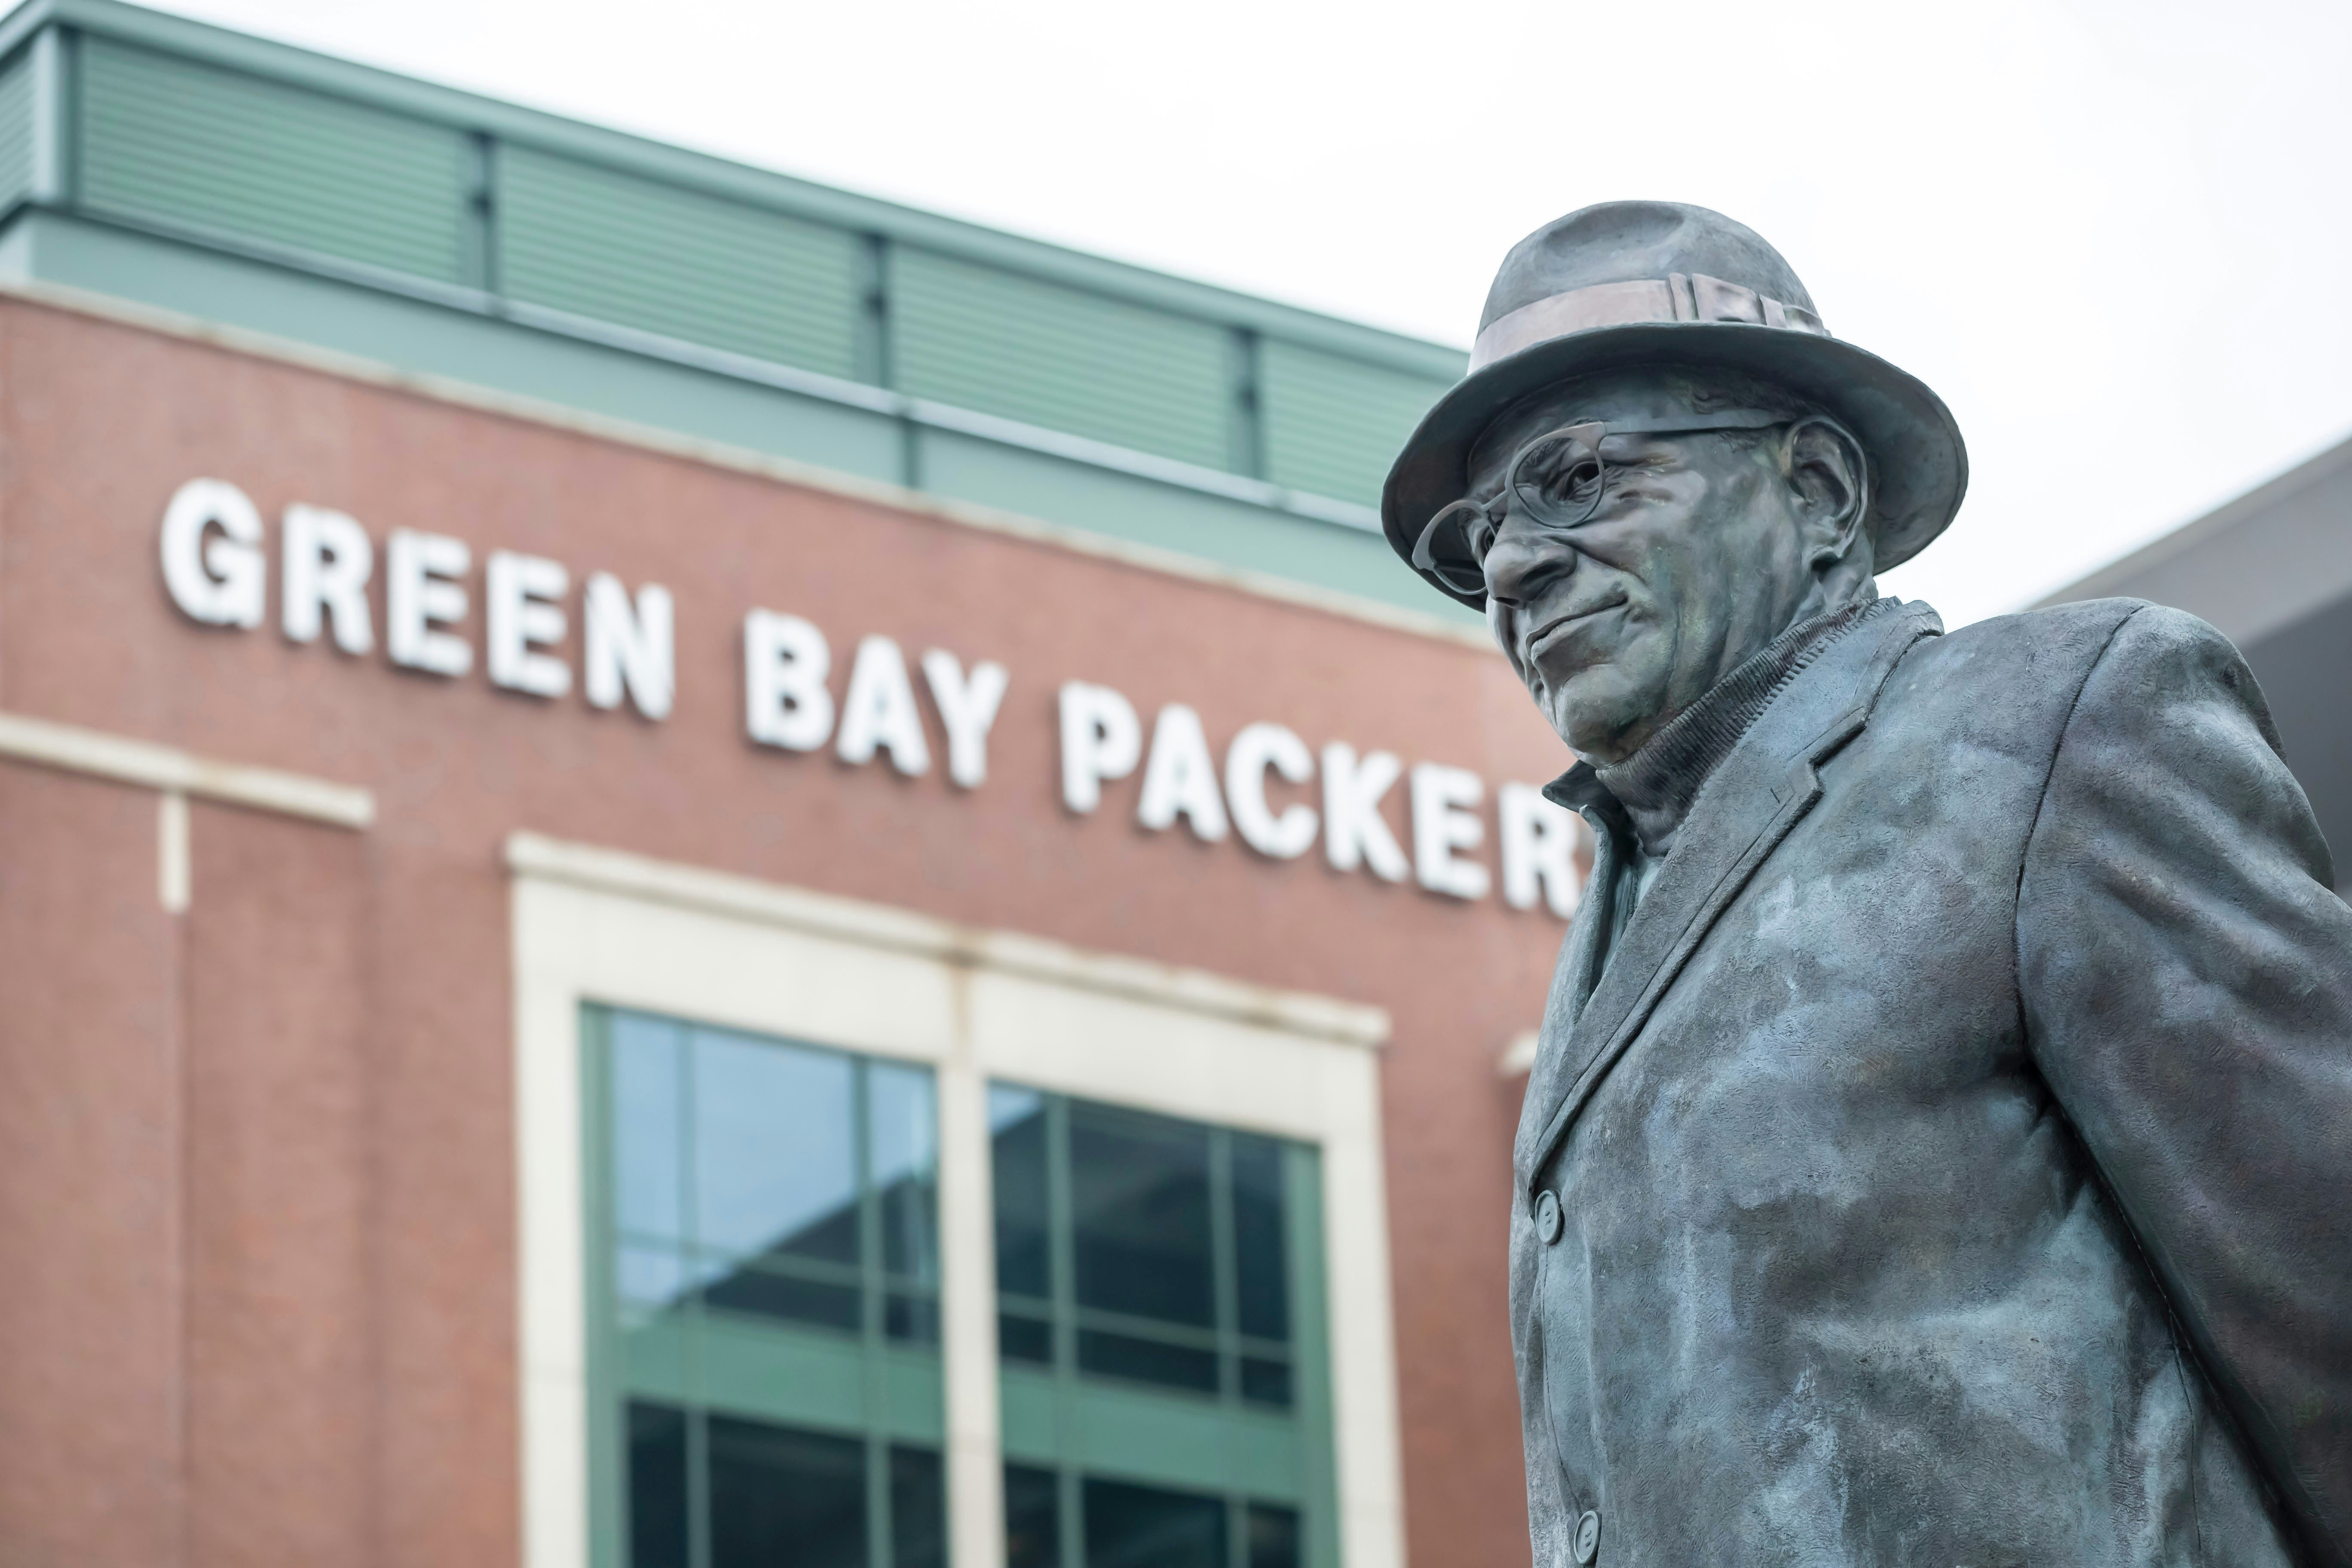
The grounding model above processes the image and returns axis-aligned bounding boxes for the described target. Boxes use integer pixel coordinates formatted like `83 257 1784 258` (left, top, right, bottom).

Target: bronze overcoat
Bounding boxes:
1513 597 2352 1567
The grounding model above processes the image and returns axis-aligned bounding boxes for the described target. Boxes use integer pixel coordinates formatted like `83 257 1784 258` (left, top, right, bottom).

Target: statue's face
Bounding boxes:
1473 369 1857 765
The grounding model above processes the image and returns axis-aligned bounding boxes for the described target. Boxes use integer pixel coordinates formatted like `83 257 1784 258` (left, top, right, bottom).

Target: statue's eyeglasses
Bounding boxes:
1411 409 1789 598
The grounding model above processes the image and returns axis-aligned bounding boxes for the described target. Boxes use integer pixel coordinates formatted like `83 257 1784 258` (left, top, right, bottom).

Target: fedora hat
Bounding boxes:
1382 201 1966 610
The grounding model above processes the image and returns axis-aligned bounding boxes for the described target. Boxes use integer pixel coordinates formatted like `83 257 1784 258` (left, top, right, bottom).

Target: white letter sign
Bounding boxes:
837 635 931 777
160 478 264 628
281 503 374 654
1411 762 1491 900
921 649 1009 790
1321 742 1409 882
1500 782 1582 916
1137 704 1229 842
1059 682 1140 814
386 529 472 677
584 574 675 720
487 550 571 698
1224 722 1317 860
148 473 1571 920
744 609 834 750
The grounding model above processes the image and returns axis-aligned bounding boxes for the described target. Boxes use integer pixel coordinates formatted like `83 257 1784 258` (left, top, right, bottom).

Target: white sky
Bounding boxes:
153 0 2352 628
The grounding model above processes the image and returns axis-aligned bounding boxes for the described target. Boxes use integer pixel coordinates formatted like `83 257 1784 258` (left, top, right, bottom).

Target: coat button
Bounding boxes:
1534 1190 1562 1244
1572 1509 1601 1563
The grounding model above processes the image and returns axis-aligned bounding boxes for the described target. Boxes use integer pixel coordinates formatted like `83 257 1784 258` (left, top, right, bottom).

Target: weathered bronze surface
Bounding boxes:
1386 202 2352 1566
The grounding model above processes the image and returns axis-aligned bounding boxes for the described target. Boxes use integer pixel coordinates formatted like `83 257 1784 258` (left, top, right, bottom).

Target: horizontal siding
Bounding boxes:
79 37 470 285
894 247 1232 472
1260 340 1456 508
57 19 1471 525
0 49 32 215
501 145 863 381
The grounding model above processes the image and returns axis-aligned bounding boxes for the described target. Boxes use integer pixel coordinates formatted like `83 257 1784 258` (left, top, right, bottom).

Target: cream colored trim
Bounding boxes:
157 790 190 913
510 832 1408 1568
0 710 376 827
934 1037 1006 1568
1497 1029 1538 1078
0 278 1492 652
514 875 594 1568
505 832 1390 1048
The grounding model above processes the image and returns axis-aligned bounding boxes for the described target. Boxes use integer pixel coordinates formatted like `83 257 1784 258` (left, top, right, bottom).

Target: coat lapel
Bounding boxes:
1513 601 1942 1195
1512 775 1627 1147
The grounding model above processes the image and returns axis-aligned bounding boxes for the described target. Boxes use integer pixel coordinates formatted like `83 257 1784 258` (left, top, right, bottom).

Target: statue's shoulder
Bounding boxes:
1902 596 2155 683
1932 597 2240 683
1942 594 2150 651
1890 597 2256 741
1866 597 2157 736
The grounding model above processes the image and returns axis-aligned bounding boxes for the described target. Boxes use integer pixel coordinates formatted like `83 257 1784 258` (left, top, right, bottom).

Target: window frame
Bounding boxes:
989 1085 1337 1568
581 1006 951 1568
509 831 1397 1568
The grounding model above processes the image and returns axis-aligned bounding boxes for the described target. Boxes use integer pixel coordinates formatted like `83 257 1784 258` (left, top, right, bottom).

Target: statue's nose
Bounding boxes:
1483 516 1575 609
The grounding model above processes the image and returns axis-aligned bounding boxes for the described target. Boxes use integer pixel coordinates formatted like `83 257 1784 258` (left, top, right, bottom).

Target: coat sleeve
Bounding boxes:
2018 601 2352 1564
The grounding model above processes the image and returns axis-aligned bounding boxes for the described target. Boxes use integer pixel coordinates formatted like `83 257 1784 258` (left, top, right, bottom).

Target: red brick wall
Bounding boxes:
0 297 1567 1568
0 764 184 1564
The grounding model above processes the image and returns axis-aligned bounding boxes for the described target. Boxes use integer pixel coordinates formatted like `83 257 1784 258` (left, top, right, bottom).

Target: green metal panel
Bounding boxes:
894 245 1234 471
689 1320 944 1444
619 1305 949 1442
0 47 31 214
0 211 910 480
78 37 469 284
1261 338 1458 508
997 1364 1300 1499
501 142 864 380
11 1 1492 627
915 427 1476 620
17 1 1466 382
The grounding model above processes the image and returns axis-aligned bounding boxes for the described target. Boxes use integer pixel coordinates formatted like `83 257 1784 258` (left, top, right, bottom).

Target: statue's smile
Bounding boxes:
1523 595 1627 663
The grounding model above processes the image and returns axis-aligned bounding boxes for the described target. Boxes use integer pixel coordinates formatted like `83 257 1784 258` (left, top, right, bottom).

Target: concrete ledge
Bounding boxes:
0 710 375 827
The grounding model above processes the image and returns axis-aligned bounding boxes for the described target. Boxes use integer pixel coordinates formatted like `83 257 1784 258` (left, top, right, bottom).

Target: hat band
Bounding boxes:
1469 273 1829 373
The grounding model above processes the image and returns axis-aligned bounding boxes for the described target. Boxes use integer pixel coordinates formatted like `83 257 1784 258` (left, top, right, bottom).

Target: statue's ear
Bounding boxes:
1784 416 1872 570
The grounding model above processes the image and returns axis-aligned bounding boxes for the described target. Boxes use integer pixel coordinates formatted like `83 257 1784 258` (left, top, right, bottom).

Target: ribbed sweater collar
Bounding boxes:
1593 596 1890 854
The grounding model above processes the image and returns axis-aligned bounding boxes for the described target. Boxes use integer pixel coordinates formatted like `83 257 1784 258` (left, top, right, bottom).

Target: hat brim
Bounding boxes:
1381 321 1968 610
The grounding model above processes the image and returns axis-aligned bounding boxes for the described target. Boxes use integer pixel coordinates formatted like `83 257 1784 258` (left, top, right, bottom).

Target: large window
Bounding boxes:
525 840 1398 1568
991 1089 1334 1568
587 1008 946 1568
584 1011 1340 1568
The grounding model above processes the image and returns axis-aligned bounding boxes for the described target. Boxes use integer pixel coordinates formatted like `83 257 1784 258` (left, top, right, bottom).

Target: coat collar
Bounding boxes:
1513 598 1944 1196
1577 599 1889 854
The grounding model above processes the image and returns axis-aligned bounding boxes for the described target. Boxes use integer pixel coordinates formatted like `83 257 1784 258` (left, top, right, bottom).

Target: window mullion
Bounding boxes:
682 1028 713 1568
857 1061 882 1344
1057 1469 1085 1568
1045 1096 1077 1379
685 1407 712 1568
868 1435 894 1568
1044 1096 1084 1568
854 1064 895 1568
1209 1127 1238 1407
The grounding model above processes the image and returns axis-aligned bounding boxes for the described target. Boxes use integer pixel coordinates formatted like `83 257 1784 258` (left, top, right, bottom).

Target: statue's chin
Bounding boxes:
1540 670 1661 767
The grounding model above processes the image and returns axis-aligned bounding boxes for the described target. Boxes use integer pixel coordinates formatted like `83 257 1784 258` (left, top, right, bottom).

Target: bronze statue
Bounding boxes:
1384 202 2352 1566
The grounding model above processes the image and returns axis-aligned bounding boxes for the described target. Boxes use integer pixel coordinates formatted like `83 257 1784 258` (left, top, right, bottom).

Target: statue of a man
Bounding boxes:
1383 202 2352 1567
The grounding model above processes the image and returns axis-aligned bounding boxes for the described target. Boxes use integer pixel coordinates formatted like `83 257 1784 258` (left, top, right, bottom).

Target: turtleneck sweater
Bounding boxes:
1594 595 1892 858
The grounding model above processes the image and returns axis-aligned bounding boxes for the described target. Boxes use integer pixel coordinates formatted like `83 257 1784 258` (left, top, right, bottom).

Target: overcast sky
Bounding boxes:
153 0 2352 628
